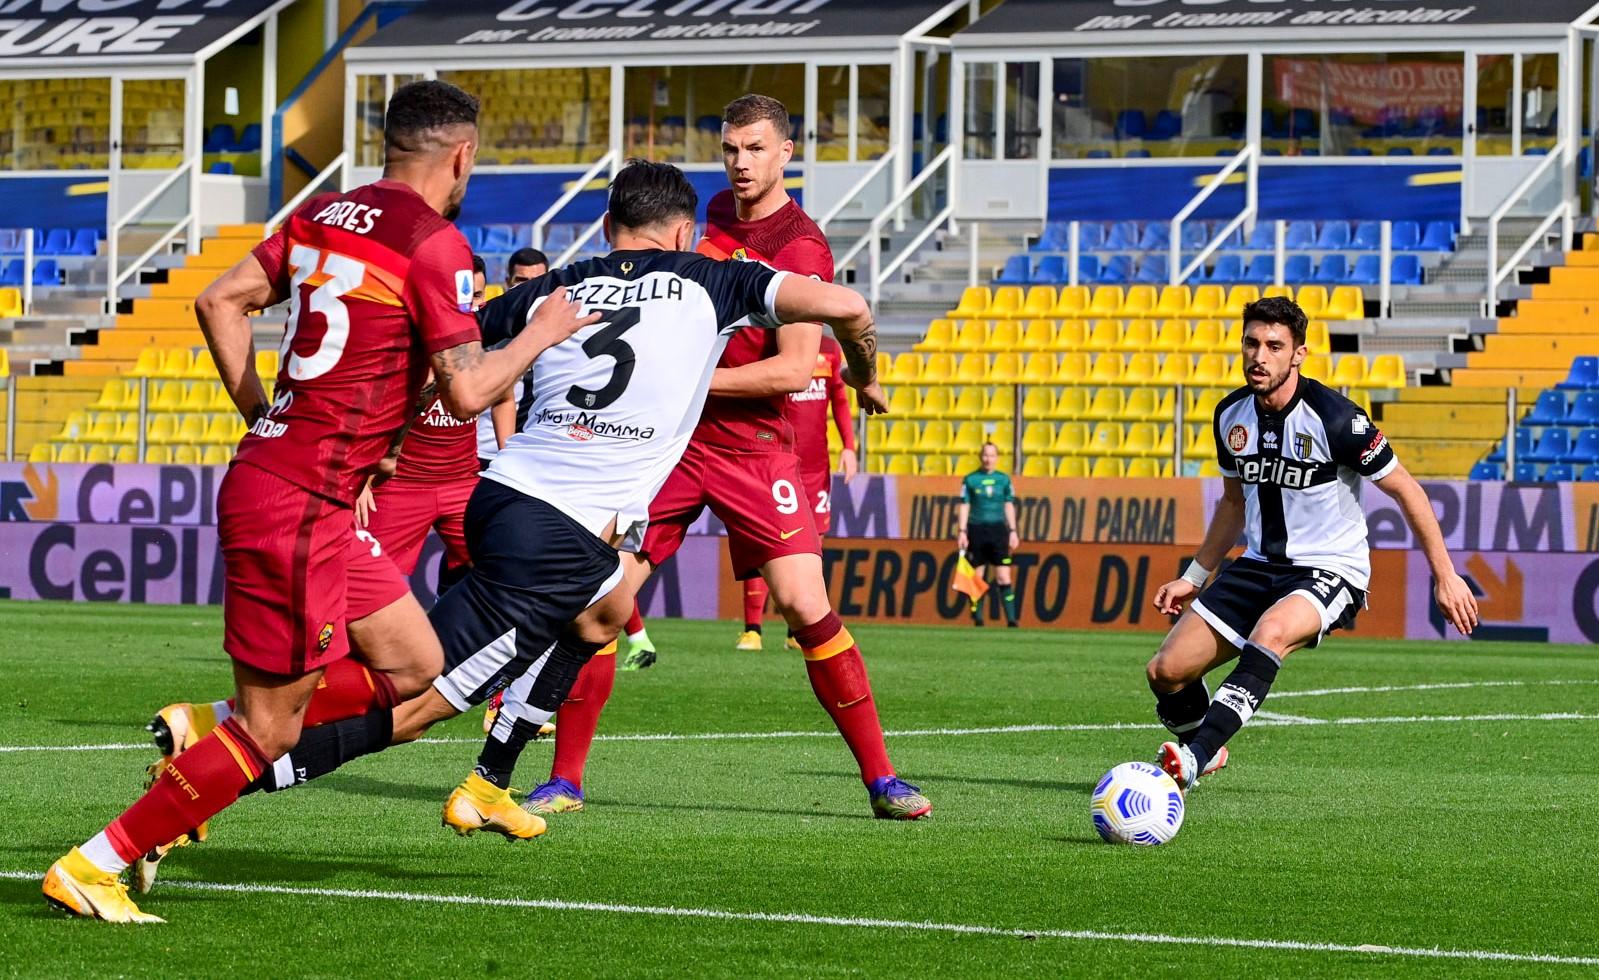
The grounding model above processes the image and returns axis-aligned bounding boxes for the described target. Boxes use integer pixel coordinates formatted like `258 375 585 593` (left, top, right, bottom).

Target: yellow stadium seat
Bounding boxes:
867 419 887 447
1089 353 1125 385
1185 424 1217 460
1020 287 1056 320
55 411 89 441
1050 387 1088 420
56 443 87 463
951 387 987 419
1151 423 1176 457
923 353 956 383
187 349 217 379
84 414 118 442
1330 354 1368 388
886 454 919 475
887 387 920 416
884 421 920 452
947 286 991 318
200 443 231 465
1348 389 1374 415
1021 422 1056 455
1220 321 1243 351
920 387 954 417
1152 320 1190 352
1296 286 1330 319
255 349 280 379
989 286 1025 319
951 421 986 453
990 422 1015 450
1155 353 1192 386
142 444 173 464
1052 422 1091 454
147 380 183 412
1326 286 1364 320
91 379 137 411
978 389 1013 421
1224 285 1261 317
146 414 178 444
1022 386 1056 418
1305 321 1330 354
1022 456 1054 476
208 383 236 412
1188 387 1226 421
111 414 139 443
1198 460 1223 477
1088 286 1125 317
1120 387 1162 421
952 453 981 473
85 444 114 463
955 353 990 383
1021 352 1056 384
156 348 193 378
1367 353 1406 388
1184 320 1223 353
1121 422 1161 457
1051 320 1087 351
1052 285 1091 319
914 319 954 352
114 444 139 463
1263 284 1294 301
1191 354 1229 387
1057 456 1090 478
888 352 923 384
990 320 1022 350
917 420 953 452
180 383 212 413
1054 352 1091 384
1122 285 1157 318
1190 285 1225 318
130 347 163 377
1021 319 1056 350
950 320 990 352
1154 285 1191 318
921 455 954 476
28 443 54 462
1084 387 1125 420
1090 456 1126 478
1085 319 1121 352
1126 457 1162 479
991 352 1023 384
1115 319 1155 352
172 444 202 465
1123 352 1159 385
0 287 21 318
1301 354 1332 382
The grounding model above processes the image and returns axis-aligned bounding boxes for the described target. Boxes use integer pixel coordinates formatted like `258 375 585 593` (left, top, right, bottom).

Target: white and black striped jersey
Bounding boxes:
476 249 788 549
1212 376 1397 588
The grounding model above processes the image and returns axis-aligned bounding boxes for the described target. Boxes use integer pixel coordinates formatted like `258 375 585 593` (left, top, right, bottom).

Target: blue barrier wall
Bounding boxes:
0 176 108 231
457 169 804 228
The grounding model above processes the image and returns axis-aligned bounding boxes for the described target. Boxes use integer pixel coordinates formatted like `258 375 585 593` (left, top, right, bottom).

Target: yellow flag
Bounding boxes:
952 553 990 601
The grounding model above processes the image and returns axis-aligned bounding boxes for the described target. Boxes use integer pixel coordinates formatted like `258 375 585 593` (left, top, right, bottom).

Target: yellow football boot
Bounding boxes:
443 772 548 840
132 702 221 892
43 849 164 924
784 635 802 651
735 630 763 652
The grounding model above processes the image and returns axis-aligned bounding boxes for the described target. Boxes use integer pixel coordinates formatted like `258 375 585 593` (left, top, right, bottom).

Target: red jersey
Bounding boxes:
693 190 834 453
238 180 481 504
393 394 480 483
785 336 855 474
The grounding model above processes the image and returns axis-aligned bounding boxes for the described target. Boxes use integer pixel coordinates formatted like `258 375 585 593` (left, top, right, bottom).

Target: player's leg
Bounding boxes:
431 477 476 591
1145 609 1236 773
994 558 1018 627
620 445 706 672
969 563 988 625
737 577 770 650
621 600 656 664
784 471 833 651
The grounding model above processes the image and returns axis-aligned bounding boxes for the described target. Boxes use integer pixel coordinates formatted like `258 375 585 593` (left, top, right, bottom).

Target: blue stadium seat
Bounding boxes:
68 228 98 256
1420 221 1456 251
1426 146 1453 156
1468 462 1502 481
1075 255 1102 282
39 228 71 255
1312 254 1348 283
1347 255 1380 285
1133 253 1168 284
1557 356 1598 389
208 161 234 175
1387 146 1414 156
1206 254 1244 283
1148 110 1182 141
1212 223 1244 249
1085 150 1112 159
1568 391 1599 425
1030 222 1067 252
1562 428 1599 464
1390 255 1423 284
1525 427 1571 463
1115 110 1146 139
1244 223 1275 250
1512 462 1539 482
1137 223 1170 250
544 223 579 252
1032 255 1066 284
1243 254 1275 284
1126 149 1152 159
1181 222 1209 250
1098 254 1134 283
1391 221 1421 250
1285 221 1317 249
1283 255 1312 281
1078 222 1106 250
1351 221 1382 250
204 124 235 154
1105 222 1139 250
995 255 1031 285
235 123 262 152
0 229 17 254
1542 463 1575 482
1486 427 1533 464
1524 389 1568 426
0 260 20 286
1315 221 1351 249
1348 147 1374 156
479 225 516 252
31 259 58 285
1582 464 1599 482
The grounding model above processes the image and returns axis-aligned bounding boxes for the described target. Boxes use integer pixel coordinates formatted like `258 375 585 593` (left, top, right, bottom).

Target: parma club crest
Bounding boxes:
1294 433 1314 459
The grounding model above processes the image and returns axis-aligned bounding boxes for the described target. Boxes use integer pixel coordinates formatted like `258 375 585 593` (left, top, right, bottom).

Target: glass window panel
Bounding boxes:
1053 56 1245 159
856 64 891 161
440 68 609 166
816 65 849 162
1266 53 1463 157
1475 54 1513 157
204 27 264 176
354 75 386 168
1521 53 1559 154
121 79 186 170
0 77 110 170
964 62 997 160
625 65 803 164
1004 61 1040 160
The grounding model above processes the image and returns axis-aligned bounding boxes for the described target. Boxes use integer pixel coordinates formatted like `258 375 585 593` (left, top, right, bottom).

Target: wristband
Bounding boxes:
1181 561 1211 588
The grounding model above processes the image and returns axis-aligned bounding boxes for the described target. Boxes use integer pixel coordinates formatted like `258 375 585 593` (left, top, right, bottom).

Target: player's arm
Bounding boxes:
195 252 286 425
1004 500 1020 549
827 350 858 482
1374 463 1477 635
1153 477 1245 616
709 321 822 397
432 289 596 420
490 391 516 450
955 493 970 552
769 276 885 414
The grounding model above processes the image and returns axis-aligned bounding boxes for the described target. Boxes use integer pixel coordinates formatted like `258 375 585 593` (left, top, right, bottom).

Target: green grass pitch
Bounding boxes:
2 601 1597 977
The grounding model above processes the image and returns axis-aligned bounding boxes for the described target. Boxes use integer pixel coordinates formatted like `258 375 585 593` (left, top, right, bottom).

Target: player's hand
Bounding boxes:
841 366 889 415
1433 569 1479 636
1008 529 1020 551
354 476 378 529
528 287 601 347
838 447 858 485
957 530 969 551
1152 578 1198 617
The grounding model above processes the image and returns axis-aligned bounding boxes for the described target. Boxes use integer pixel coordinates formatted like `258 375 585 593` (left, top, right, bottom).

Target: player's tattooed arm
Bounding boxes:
196 254 287 425
432 287 598 420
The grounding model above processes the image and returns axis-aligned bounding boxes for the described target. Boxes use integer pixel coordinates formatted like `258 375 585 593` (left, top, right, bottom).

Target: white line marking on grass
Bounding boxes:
3 713 1597 754
1273 679 1599 700
0 871 1593 967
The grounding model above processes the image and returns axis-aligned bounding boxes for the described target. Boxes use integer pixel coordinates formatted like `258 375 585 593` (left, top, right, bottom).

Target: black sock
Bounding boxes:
971 597 983 623
1002 590 1018 625
1153 679 1210 743
474 718 548 789
1189 642 1281 772
473 633 605 788
744 623 762 634
241 708 395 796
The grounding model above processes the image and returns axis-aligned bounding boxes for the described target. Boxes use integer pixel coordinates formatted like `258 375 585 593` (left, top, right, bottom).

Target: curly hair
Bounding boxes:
384 80 480 154
1241 295 1308 347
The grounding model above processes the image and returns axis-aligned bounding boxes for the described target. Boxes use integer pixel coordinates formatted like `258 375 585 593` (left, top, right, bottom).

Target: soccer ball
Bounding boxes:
1090 761 1185 845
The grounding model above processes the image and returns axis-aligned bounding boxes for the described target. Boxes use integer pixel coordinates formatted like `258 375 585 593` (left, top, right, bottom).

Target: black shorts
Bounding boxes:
430 479 622 710
967 523 1012 567
1192 557 1365 651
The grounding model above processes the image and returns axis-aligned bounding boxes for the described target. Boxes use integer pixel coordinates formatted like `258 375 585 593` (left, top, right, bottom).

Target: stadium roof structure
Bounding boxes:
955 0 1599 49
0 0 297 71
347 0 962 63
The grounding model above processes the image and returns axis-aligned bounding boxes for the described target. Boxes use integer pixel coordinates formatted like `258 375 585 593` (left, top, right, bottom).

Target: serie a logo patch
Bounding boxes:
455 269 474 313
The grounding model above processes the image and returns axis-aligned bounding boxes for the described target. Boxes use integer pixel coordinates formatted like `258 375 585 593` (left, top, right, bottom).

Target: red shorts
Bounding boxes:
365 476 475 575
640 440 821 579
218 463 410 676
800 467 832 536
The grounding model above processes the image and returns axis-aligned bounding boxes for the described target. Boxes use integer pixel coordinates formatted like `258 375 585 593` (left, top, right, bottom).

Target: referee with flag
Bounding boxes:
955 442 1020 627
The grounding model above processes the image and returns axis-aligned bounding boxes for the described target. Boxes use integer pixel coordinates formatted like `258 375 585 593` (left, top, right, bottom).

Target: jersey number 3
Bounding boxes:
567 307 640 411
283 244 365 382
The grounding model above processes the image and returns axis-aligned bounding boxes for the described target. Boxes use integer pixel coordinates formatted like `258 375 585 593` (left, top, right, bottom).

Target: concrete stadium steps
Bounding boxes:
1375 385 1534 478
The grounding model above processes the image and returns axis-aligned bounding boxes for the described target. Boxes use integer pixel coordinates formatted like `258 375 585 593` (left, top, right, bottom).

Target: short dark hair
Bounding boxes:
471 253 485 276
608 159 697 231
723 93 790 141
1241 295 1308 347
385 80 479 154
509 247 548 271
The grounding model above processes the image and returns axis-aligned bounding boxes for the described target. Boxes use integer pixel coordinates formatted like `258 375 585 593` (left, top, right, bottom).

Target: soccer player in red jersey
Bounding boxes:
514 94 931 822
739 334 858 650
41 80 594 923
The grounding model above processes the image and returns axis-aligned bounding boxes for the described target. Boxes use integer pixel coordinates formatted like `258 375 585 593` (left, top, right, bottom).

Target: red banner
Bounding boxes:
1273 58 1463 124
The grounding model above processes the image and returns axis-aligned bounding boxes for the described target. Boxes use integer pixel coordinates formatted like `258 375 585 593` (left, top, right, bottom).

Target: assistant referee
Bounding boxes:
956 442 1020 627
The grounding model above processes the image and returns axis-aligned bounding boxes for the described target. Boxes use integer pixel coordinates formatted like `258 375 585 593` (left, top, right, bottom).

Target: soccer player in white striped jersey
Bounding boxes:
1145 296 1479 789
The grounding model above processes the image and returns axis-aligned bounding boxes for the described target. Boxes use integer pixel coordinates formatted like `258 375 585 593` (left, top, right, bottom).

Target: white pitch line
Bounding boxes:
2 712 1597 754
0 871 1592 968
1273 679 1599 700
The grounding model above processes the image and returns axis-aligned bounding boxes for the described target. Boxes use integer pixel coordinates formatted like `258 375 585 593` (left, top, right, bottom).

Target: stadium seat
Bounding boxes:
172 445 202 465
1020 287 1056 319
1315 221 1351 250
1390 221 1421 250
131 347 164 376
1057 456 1090 478
1021 456 1053 477
1305 321 1330 354
1115 319 1156 352
1132 256 1168 286
1486 427 1533 464
990 286 1025 319
1120 387 1162 421
1583 464 1599 482
950 421 986 454
1152 320 1190 352
1295 286 1330 319
1054 352 1092 384
1351 221 1381 250
1090 456 1126 478
1088 286 1124 317
1154 286 1191 318
991 352 1023 384
918 353 954 384
1119 422 1158 456
914 320 954 352
1347 255 1381 285
1191 353 1231 387
1330 355 1368 388
1223 285 1260 317
56 443 86 463
1049 388 1087 420
1155 352 1192 386
950 320 989 351
947 286 991 318
1187 387 1226 421
1031 256 1066 286
1312 255 1348 284
995 255 1031 285
1125 458 1161 478
1562 428 1599 465
1188 285 1224 318
883 421 920 453
919 387 953 418
990 321 1022 351
1052 422 1090 454
1123 352 1159 385
950 388 987 419
1390 255 1423 285
1185 320 1223 353
1568 392 1599 425
202 445 232 465
69 228 98 256
1510 461 1539 482
1084 319 1121 352
1543 463 1576 482
1105 221 1139 250
955 353 991 383
1089 353 1125 385
1300 354 1332 383
1021 319 1056 350
91 379 137 411
887 387 920 416
0 286 20 317
1052 285 1091 318
27 442 53 463
146 414 178 444
1420 221 1456 251
1526 427 1571 463
1021 352 1056 383
1557 357 1599 390
1097 254 1134 284
1220 322 1243 350
1136 223 1170 251
1084 388 1124 421
1326 286 1364 320
1022 387 1056 419
1285 221 1317 249
1021 422 1055 456
1202 254 1244 285
1469 461 1502 480
1052 320 1087 351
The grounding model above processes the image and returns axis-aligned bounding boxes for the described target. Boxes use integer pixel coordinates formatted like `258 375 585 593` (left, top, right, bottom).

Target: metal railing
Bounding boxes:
5 374 15 461
106 160 195 311
1171 145 1256 286
1487 141 1570 310
833 145 954 306
815 149 898 235
265 152 350 236
534 151 616 250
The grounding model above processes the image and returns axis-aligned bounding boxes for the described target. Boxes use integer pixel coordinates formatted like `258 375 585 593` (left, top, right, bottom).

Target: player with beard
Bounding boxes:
1146 296 1478 790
